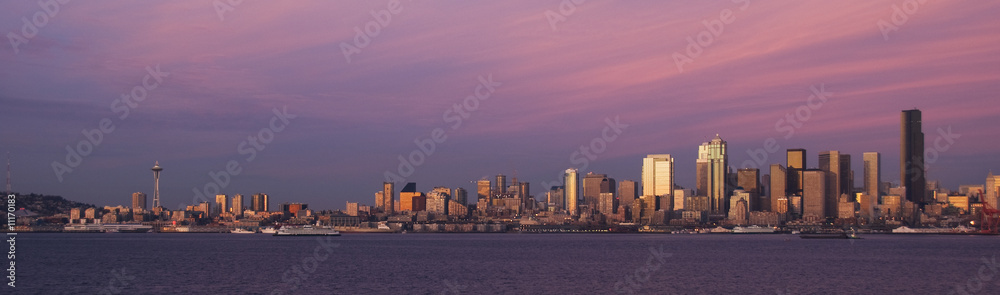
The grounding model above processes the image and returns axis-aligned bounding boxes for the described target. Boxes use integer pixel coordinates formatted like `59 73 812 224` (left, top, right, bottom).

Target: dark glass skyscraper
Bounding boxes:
901 109 925 205
786 149 806 196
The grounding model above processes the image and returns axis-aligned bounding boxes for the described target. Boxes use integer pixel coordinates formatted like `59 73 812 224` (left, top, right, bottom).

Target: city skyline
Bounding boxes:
1 1 998 210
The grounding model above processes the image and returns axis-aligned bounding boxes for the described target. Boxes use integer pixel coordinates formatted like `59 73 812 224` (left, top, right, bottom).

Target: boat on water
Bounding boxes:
259 227 277 234
732 225 776 234
230 228 255 234
274 225 340 236
707 226 732 234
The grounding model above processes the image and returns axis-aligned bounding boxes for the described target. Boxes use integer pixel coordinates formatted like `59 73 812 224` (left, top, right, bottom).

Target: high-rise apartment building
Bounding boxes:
383 182 395 214
251 193 269 212
231 194 244 216
215 194 228 217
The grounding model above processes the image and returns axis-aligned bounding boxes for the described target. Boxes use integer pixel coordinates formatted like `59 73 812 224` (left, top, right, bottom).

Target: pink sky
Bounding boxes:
1 1 998 209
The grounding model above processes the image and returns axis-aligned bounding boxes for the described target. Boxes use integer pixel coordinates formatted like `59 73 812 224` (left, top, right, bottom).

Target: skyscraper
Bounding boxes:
618 180 638 210
453 187 468 205
251 193 269 212
232 194 244 216
819 151 851 218
565 168 579 216
215 194 228 217
547 186 565 211
495 174 507 194
151 161 162 208
642 154 675 199
399 182 418 212
697 135 727 214
583 173 612 208
737 168 761 211
770 164 787 213
786 149 806 196
863 152 881 199
477 179 491 207
901 109 925 205
802 169 827 220
383 182 395 214
131 192 147 212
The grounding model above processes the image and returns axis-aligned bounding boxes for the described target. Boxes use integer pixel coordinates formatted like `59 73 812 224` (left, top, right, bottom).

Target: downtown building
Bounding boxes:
696 135 727 215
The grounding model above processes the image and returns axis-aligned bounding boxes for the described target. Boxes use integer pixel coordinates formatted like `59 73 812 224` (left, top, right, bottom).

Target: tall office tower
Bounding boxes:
495 174 507 194
251 193 269 212
131 192 147 212
547 186 565 211
232 194 244 216
863 152 881 200
802 169 827 220
987 172 1000 208
737 168 761 211
454 187 468 205
786 149 806 196
642 154 675 201
696 160 709 197
151 161 163 208
383 182 395 214
476 178 491 205
618 180 638 210
697 135 728 214
215 194 228 217
770 164 787 213
673 188 694 211
901 109 925 205
399 182 418 211
583 173 612 208
565 168 579 216
819 151 851 218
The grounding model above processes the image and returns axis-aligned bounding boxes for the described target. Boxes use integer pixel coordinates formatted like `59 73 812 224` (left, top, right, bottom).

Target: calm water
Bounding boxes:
9 233 1000 294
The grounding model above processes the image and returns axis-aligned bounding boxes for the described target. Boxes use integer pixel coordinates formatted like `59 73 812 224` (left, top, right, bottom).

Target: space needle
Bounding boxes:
152 161 163 208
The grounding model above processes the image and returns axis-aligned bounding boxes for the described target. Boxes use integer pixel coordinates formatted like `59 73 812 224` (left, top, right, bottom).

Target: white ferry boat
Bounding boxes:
230 228 255 234
732 225 776 234
274 225 340 236
259 227 277 234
